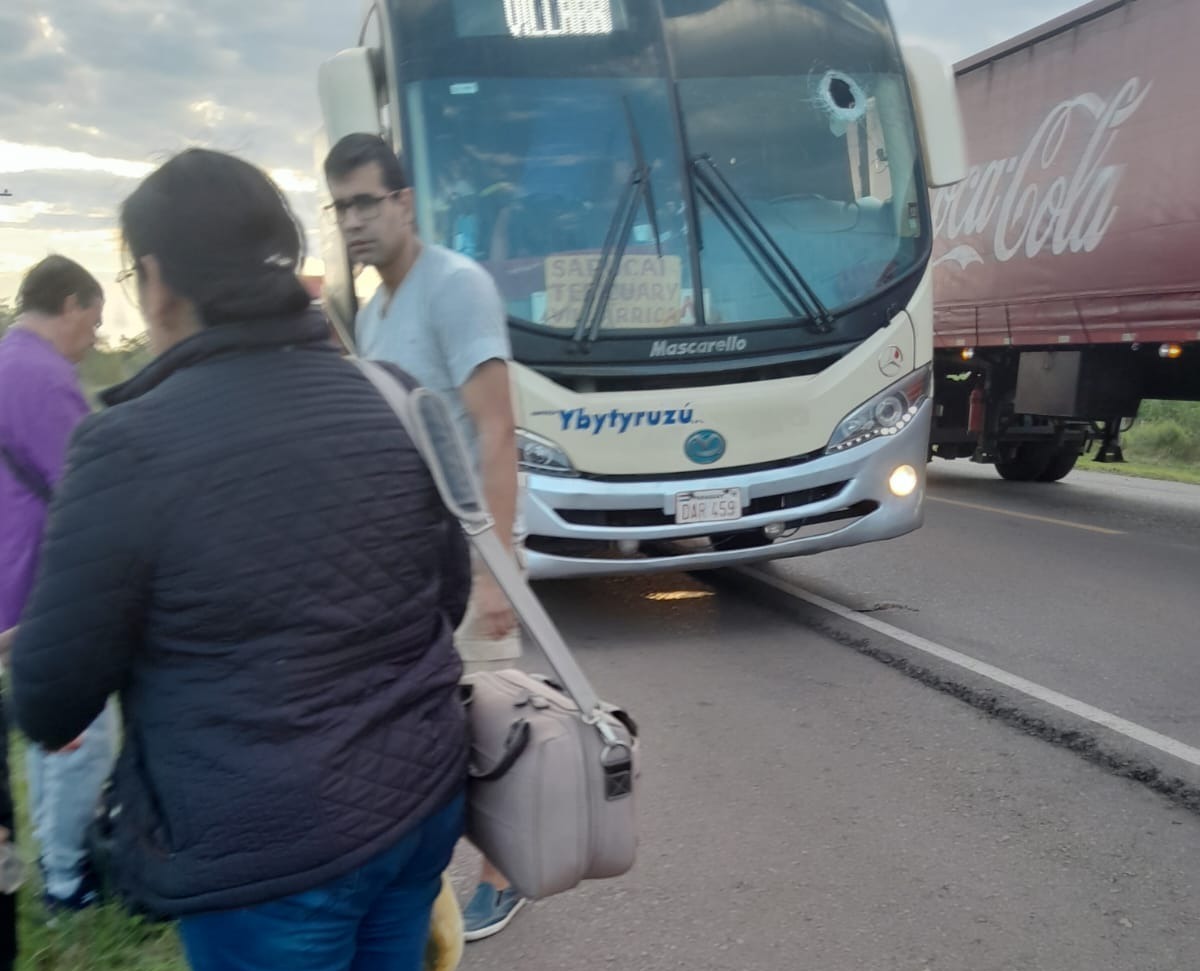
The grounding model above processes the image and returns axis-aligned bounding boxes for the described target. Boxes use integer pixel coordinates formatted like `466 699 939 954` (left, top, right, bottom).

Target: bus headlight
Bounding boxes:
517 429 577 476
826 365 932 454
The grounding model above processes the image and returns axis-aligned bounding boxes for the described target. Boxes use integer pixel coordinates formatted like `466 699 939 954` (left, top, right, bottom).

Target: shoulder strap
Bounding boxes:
351 357 601 718
0 446 52 504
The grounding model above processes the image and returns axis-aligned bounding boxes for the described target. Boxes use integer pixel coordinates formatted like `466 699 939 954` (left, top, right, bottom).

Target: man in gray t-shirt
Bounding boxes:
325 134 527 943
357 242 508 464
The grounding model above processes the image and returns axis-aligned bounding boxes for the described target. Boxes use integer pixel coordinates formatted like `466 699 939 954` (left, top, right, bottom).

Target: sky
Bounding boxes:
0 0 1082 341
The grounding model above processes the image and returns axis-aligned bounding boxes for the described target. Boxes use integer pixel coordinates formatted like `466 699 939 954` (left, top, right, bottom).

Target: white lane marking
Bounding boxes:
738 566 1200 769
927 496 1125 535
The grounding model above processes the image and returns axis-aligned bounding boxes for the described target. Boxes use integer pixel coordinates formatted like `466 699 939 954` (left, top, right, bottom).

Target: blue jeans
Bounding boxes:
26 700 118 899
179 793 465 971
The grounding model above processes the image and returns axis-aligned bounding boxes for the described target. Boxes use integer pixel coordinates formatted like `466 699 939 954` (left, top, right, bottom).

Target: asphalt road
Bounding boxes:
454 542 1200 969
761 461 1200 755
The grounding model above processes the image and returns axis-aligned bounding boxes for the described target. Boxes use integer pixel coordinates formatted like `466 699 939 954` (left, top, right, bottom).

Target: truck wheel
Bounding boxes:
1036 447 1080 483
995 445 1053 482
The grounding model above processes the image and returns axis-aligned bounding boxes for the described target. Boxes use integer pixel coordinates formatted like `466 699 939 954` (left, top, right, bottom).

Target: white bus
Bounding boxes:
317 0 965 579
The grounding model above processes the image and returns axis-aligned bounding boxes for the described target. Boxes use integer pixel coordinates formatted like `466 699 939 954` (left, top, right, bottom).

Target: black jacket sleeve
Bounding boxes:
11 414 150 750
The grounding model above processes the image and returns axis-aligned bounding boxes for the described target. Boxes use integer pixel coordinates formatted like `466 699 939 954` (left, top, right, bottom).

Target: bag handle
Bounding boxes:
468 719 531 782
351 357 602 719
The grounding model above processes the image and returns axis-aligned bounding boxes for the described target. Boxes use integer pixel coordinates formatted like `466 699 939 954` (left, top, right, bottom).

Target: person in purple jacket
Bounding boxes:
0 255 117 914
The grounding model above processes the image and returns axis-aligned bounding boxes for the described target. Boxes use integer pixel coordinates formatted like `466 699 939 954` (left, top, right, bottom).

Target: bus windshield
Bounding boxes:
393 0 927 351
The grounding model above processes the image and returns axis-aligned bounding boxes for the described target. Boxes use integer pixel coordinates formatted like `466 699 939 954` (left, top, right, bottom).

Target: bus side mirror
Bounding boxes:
318 48 383 144
902 45 968 189
315 47 386 352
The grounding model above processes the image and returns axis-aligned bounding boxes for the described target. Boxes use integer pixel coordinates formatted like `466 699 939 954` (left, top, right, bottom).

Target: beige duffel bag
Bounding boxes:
463 664 637 899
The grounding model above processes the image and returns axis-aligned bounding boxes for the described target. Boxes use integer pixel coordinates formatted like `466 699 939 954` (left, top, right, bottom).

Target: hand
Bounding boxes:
475 574 516 641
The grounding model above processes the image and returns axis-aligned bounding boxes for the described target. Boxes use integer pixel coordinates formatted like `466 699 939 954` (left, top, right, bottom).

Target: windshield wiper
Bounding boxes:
690 154 835 335
573 99 663 344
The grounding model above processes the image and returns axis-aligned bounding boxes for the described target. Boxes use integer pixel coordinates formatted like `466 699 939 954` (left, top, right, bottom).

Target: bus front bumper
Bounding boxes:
521 403 932 580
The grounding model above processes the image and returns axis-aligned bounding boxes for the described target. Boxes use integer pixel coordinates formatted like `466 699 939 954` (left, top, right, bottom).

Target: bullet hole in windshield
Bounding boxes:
816 70 869 136
828 76 856 111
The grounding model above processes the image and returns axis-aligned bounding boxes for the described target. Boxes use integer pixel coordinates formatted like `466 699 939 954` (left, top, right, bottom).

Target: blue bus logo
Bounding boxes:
684 429 726 465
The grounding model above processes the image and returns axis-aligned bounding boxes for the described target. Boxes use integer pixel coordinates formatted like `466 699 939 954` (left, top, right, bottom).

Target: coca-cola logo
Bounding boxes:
932 77 1152 270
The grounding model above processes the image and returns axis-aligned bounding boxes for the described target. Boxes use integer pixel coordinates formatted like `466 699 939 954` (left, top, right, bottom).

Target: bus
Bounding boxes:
316 0 965 580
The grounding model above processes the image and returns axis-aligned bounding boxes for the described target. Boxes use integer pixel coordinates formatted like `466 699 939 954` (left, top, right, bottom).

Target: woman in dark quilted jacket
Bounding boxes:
9 149 472 971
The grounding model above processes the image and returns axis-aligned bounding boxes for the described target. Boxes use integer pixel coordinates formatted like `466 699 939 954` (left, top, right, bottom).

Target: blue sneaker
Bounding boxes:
462 881 526 942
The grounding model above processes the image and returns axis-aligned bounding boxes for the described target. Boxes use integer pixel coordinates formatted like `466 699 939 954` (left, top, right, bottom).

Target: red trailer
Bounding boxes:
929 0 1200 480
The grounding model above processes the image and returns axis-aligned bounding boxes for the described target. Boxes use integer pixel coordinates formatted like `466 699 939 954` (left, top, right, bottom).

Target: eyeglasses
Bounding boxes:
324 191 402 223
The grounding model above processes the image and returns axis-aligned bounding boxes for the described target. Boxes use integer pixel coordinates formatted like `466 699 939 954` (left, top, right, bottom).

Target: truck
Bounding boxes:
316 0 966 579
929 0 1200 481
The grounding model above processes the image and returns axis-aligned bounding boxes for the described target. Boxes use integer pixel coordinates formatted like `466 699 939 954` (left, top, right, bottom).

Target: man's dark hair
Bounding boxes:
324 134 409 191
17 255 103 317
120 148 310 326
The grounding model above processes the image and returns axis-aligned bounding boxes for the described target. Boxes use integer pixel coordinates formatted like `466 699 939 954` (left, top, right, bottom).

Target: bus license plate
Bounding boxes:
675 489 743 525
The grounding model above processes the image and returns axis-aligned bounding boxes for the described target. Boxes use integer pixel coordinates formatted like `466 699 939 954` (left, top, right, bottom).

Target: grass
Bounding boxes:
1083 400 1200 486
8 735 187 971
16 907 185 971
1083 459 1200 486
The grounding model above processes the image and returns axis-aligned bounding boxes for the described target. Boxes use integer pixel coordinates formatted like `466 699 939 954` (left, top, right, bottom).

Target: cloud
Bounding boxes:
0 169 149 231
0 1 350 170
0 141 153 179
0 200 105 226
0 0 352 308
0 10 35 57
269 168 320 196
